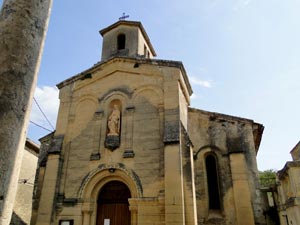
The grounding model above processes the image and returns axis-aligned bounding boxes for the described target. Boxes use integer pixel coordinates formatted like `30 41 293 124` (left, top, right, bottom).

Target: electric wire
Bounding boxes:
33 97 55 130
29 120 53 132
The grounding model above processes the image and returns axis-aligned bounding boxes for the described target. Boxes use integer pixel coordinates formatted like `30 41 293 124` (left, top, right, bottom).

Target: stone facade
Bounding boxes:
10 139 39 225
276 142 300 225
31 20 265 225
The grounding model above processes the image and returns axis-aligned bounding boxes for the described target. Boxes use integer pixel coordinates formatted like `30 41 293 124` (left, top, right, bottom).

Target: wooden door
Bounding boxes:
97 181 131 225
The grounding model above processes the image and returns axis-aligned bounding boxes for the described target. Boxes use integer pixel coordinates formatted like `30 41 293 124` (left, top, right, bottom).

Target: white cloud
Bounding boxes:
189 76 212 88
30 86 59 130
233 0 252 11
190 93 199 100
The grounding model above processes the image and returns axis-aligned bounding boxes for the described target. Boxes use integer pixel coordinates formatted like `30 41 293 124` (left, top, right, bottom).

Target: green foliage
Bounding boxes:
259 169 277 187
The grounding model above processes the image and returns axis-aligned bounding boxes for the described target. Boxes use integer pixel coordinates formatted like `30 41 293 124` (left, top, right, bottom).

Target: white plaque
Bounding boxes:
104 219 110 225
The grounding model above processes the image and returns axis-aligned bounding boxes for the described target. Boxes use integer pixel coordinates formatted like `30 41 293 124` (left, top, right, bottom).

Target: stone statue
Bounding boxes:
107 105 120 136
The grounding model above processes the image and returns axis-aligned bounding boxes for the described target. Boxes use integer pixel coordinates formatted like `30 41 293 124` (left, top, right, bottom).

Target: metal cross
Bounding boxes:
119 12 129 21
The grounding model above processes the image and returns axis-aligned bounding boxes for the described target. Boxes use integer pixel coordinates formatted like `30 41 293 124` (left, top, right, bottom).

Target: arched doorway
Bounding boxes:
97 181 131 225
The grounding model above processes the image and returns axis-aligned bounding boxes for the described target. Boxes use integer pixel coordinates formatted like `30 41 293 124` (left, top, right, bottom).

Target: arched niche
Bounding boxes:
105 100 122 150
72 96 98 138
132 85 163 108
98 88 132 111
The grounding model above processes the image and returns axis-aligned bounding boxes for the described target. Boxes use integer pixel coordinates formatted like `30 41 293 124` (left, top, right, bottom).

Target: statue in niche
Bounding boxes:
105 104 121 150
107 105 121 136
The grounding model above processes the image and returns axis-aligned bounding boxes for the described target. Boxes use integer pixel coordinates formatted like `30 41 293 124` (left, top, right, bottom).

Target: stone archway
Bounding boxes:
97 181 131 225
79 166 141 225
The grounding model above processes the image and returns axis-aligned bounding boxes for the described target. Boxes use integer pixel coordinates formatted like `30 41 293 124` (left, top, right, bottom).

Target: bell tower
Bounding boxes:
99 20 156 61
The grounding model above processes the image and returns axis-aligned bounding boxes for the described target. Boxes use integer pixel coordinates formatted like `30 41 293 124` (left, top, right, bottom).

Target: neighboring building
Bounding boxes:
31 20 266 225
10 138 39 225
31 132 54 225
260 180 279 225
277 142 300 225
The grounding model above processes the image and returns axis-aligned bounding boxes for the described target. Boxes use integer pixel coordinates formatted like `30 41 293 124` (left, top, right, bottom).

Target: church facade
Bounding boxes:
32 20 265 225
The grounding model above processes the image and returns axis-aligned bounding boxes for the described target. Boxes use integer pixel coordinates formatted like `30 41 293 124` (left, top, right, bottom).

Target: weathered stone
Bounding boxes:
105 135 120 150
90 153 101 161
0 1 52 224
123 150 135 158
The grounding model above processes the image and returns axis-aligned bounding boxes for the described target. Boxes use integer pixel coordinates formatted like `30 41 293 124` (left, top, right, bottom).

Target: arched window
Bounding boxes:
205 154 221 210
117 34 126 50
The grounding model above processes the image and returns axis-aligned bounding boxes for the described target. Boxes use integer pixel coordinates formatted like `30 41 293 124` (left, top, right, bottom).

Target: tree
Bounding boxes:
259 169 277 187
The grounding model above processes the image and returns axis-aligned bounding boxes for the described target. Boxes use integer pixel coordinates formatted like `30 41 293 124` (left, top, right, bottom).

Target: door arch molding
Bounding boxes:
78 164 142 200
79 165 141 225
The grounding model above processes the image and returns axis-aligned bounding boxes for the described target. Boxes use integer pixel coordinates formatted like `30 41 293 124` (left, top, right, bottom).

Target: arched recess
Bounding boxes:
132 85 163 106
98 87 133 111
132 85 163 123
98 89 133 151
193 145 223 160
71 96 98 139
79 165 142 200
194 146 223 218
79 165 142 225
205 153 221 210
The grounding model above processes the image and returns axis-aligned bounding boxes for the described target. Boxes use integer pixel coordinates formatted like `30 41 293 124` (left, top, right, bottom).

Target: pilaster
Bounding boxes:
229 153 255 225
36 154 60 225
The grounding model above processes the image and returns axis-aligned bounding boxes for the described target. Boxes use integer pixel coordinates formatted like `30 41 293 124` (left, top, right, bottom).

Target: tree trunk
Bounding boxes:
0 0 52 224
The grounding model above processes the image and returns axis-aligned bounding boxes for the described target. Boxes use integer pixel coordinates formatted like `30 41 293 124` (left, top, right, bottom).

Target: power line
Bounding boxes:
33 97 55 130
30 120 53 132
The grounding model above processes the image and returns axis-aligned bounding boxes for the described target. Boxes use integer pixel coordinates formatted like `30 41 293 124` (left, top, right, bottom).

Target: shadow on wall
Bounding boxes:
10 211 26 225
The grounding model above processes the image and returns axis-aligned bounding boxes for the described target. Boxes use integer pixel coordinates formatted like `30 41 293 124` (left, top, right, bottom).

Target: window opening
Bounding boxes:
205 154 221 210
144 45 147 56
117 34 126 50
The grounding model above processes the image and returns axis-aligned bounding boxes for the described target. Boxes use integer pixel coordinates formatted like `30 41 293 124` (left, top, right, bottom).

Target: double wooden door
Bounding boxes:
97 181 131 225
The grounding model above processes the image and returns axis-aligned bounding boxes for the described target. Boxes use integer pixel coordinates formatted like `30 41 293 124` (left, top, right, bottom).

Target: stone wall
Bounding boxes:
11 140 39 225
188 108 264 225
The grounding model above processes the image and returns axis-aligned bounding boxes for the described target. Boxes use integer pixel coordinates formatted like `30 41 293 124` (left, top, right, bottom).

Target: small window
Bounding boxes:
205 154 221 210
117 34 126 50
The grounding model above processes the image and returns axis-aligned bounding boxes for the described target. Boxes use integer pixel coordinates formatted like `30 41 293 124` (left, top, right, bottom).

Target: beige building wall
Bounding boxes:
277 151 300 225
188 108 264 225
11 139 39 225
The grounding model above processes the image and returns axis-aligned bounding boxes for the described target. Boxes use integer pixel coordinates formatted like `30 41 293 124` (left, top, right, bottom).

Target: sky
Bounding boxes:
2 0 300 171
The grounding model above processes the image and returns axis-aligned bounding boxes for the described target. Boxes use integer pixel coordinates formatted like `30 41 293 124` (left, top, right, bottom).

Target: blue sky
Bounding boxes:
2 0 300 171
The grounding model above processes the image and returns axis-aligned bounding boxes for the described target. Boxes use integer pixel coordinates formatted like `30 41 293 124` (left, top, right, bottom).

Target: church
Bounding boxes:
31 20 266 225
